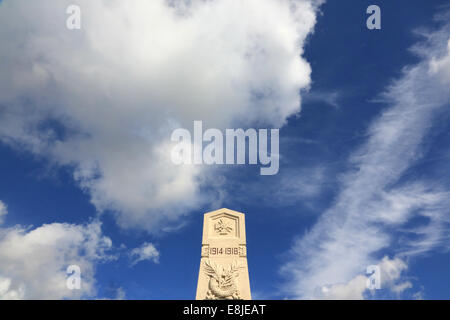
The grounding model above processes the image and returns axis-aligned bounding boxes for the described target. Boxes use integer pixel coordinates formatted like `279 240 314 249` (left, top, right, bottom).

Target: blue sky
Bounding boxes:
0 0 449 299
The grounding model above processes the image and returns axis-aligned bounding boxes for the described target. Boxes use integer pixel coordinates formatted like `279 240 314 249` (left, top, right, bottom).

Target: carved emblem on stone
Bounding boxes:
214 218 233 235
203 259 242 300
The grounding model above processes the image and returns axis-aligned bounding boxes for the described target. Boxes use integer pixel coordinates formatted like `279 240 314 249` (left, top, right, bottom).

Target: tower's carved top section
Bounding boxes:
202 208 246 244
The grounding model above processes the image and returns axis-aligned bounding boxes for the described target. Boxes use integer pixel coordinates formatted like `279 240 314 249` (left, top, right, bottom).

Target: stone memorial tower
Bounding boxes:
195 208 251 300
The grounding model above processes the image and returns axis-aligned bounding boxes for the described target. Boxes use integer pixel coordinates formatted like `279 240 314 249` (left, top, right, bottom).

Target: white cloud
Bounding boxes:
130 242 160 265
0 0 322 232
304 90 341 108
0 220 112 299
391 281 413 294
319 275 368 300
115 287 126 300
318 256 410 300
0 201 7 225
412 288 425 300
429 40 450 85
281 18 450 299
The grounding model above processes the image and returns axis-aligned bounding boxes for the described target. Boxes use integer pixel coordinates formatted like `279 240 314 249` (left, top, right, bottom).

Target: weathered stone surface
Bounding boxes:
196 208 251 300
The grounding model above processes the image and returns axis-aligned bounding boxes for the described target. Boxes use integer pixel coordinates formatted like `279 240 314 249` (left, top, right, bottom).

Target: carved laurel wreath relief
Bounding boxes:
203 259 243 300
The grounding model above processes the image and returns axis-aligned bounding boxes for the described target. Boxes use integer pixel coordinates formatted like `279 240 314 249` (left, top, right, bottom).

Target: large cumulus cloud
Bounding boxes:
0 0 321 231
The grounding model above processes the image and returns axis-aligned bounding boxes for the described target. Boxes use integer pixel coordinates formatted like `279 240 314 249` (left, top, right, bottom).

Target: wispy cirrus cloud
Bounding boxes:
281 14 450 299
303 90 341 108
